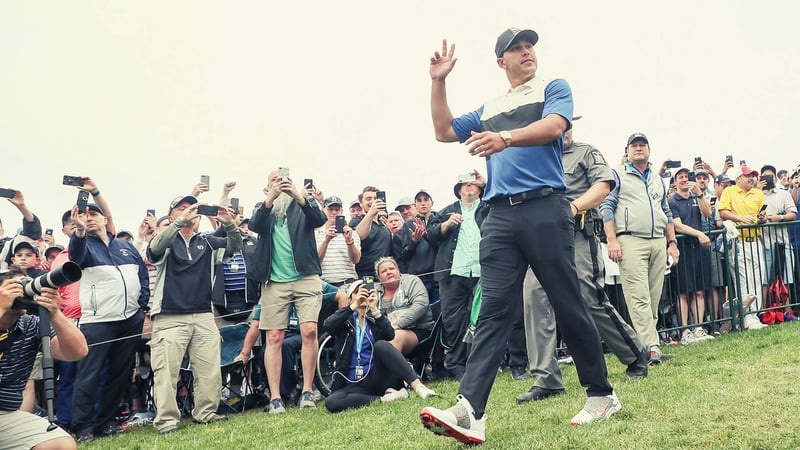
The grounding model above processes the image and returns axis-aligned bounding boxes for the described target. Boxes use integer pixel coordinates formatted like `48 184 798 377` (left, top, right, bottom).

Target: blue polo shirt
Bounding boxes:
452 77 573 201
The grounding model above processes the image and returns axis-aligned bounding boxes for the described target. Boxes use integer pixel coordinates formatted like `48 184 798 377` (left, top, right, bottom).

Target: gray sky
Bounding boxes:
1 1 798 244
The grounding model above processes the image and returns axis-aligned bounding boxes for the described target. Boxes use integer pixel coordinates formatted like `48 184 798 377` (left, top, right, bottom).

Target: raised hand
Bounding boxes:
430 39 458 80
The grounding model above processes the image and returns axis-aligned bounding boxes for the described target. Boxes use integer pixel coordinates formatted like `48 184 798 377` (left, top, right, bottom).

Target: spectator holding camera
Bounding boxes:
316 196 361 287
758 165 797 319
0 189 42 274
323 279 435 413
668 168 714 344
350 186 392 278
248 169 327 414
0 267 88 450
68 200 149 442
146 195 241 433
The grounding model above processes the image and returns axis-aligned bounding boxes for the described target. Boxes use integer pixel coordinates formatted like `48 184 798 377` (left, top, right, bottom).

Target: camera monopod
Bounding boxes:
14 261 82 429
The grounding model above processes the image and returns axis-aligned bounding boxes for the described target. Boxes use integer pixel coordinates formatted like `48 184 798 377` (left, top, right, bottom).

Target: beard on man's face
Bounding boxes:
271 192 292 218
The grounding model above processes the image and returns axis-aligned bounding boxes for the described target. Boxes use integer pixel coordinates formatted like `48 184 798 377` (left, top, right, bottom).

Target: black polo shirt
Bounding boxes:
0 315 54 411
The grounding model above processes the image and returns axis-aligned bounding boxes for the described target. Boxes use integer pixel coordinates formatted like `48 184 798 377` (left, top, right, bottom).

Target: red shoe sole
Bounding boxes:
420 410 484 445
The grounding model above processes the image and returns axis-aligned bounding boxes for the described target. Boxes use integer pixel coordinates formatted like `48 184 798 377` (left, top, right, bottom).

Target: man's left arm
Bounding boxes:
464 79 572 157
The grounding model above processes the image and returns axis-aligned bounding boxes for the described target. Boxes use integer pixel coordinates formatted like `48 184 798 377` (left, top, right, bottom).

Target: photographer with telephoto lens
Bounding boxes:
0 266 87 450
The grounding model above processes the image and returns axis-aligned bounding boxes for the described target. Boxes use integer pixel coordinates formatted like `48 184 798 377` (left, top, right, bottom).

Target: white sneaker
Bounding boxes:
420 394 486 444
381 388 409 403
570 392 623 425
680 329 696 345
744 315 767 330
414 384 437 399
692 327 714 341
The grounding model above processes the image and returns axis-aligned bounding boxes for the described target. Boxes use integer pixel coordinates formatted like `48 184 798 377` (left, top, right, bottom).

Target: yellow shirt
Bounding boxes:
717 185 765 239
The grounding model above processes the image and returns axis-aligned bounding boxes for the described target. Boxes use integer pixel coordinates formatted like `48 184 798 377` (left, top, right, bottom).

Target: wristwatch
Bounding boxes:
667 239 678 246
500 130 512 148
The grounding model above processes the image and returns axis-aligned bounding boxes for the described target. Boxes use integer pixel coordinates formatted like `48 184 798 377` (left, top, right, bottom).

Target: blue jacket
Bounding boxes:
69 231 150 324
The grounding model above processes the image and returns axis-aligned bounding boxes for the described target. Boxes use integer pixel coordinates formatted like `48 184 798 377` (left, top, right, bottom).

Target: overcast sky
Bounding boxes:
1 1 798 244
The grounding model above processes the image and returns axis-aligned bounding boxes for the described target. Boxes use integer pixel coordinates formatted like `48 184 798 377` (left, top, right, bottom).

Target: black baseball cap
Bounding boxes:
13 241 39 256
87 203 105 216
626 133 649 146
495 28 539 58
323 196 343 207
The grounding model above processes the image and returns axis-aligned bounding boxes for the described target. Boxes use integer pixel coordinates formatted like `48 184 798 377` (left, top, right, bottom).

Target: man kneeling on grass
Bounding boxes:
323 279 436 413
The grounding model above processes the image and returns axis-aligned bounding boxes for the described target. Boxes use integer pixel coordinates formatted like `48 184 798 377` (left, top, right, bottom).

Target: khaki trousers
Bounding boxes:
150 313 221 431
618 235 666 349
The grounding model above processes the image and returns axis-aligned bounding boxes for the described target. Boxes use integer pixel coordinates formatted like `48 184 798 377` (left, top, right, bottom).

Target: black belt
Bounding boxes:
491 187 565 206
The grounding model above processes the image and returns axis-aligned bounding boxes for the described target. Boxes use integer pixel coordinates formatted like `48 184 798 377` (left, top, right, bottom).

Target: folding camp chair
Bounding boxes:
218 323 254 413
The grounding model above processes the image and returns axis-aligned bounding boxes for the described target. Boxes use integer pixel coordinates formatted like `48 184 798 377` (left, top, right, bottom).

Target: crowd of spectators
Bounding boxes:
1 149 799 446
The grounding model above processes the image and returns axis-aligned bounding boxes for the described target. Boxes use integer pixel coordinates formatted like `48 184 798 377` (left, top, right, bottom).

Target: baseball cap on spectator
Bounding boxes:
730 166 759 179
116 230 134 240
87 203 105 215
675 168 691 177
346 279 365 297
495 28 539 58
395 197 414 212
453 178 485 199
695 168 709 178
13 241 39 256
715 174 734 185
239 218 250 226
44 245 64 259
323 196 343 208
349 200 360 208
169 195 198 214
626 133 649 146
414 189 433 201
62 210 73 226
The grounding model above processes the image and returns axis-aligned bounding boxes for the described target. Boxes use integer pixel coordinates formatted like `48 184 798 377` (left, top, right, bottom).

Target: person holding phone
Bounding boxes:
68 201 150 442
350 186 392 279
717 165 769 330
322 279 435 413
146 195 241 433
757 165 798 322
668 168 714 344
248 169 327 414
316 196 361 288
0 188 44 274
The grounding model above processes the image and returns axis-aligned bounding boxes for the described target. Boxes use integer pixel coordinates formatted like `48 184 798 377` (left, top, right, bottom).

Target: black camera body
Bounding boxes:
11 262 82 309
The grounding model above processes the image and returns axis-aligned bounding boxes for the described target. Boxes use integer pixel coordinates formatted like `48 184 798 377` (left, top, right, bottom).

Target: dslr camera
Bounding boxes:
11 262 82 309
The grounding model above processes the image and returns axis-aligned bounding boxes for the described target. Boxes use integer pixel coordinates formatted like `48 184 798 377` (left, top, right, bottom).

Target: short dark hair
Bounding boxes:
777 169 788 177
1 265 25 283
761 165 777 175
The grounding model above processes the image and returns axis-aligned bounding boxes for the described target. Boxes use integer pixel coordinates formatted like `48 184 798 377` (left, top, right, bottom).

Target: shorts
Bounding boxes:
259 275 322 330
0 409 73 449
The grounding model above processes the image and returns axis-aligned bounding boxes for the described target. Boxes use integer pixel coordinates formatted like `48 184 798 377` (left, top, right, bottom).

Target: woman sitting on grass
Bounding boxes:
323 279 436 413
374 257 434 356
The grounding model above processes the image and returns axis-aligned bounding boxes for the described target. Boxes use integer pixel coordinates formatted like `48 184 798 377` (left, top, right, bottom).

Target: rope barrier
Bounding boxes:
83 263 472 349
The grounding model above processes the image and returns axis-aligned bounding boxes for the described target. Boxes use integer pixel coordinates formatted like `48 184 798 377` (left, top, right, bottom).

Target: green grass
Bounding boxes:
82 323 800 449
